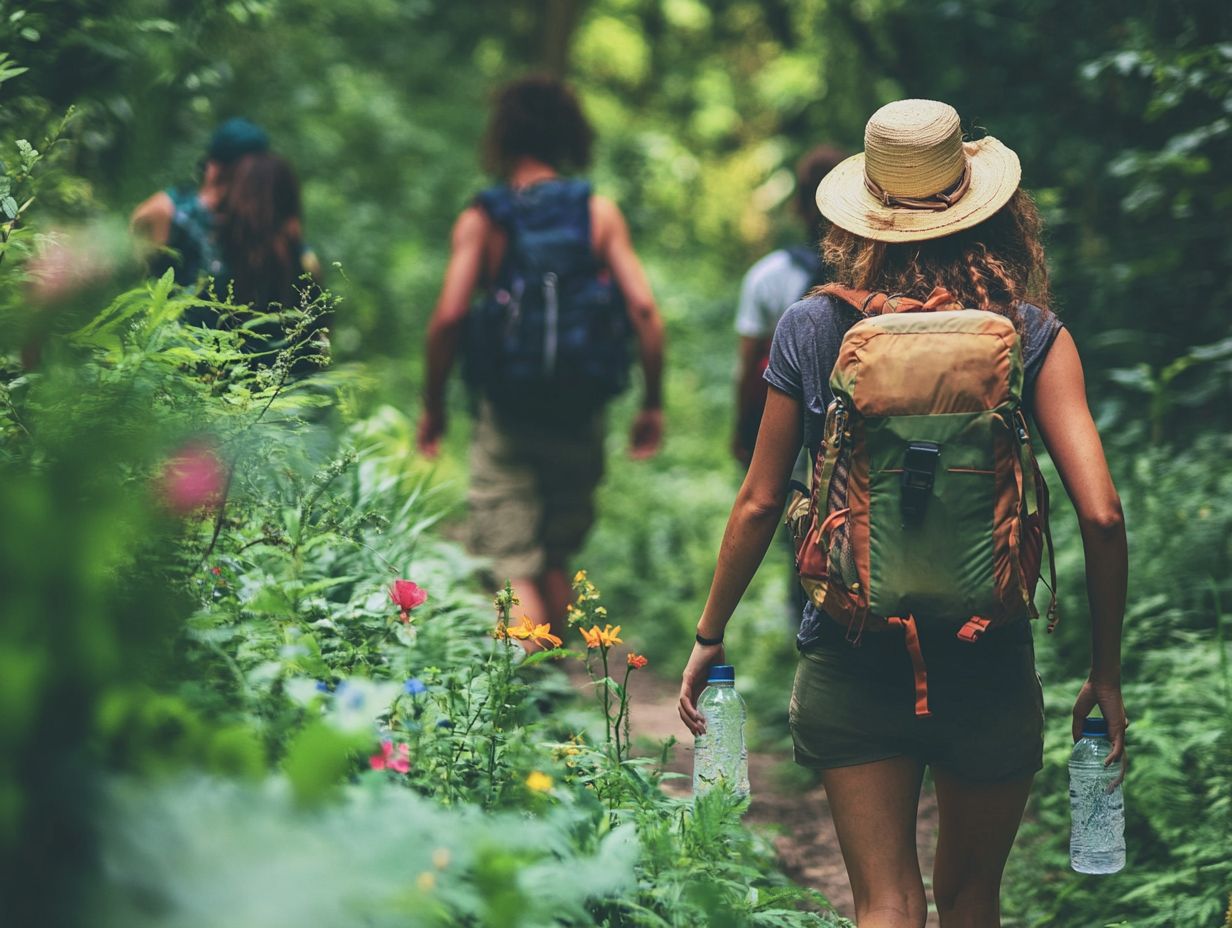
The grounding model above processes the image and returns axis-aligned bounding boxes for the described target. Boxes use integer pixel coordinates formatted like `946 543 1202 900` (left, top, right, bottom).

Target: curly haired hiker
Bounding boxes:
678 100 1128 928
418 76 665 644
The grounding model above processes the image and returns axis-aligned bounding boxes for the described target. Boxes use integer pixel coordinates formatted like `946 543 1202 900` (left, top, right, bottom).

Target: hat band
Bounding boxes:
863 159 972 212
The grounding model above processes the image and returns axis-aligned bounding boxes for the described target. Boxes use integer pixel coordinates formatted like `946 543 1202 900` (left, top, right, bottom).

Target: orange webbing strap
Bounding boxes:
818 507 850 538
957 616 991 642
887 614 931 718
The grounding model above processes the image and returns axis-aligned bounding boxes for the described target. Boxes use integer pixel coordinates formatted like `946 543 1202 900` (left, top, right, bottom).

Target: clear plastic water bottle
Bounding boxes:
693 664 750 798
1069 716 1125 874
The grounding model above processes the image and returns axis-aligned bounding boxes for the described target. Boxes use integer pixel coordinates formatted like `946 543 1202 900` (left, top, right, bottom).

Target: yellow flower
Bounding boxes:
416 871 436 892
573 569 587 585
525 771 554 793
432 848 451 870
579 625 603 649
598 624 622 647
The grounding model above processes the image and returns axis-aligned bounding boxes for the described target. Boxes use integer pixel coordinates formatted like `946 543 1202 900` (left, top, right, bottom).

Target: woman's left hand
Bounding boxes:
678 641 725 735
1072 677 1129 788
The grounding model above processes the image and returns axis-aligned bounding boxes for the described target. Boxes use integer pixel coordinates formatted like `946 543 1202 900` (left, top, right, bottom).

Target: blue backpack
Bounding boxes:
465 179 631 420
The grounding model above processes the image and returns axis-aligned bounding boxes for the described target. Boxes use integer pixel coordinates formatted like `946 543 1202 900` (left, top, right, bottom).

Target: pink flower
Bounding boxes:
369 739 410 774
389 580 428 623
27 231 114 305
159 442 225 514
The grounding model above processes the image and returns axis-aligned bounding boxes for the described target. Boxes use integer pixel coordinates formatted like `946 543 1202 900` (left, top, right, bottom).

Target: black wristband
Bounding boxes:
695 631 724 646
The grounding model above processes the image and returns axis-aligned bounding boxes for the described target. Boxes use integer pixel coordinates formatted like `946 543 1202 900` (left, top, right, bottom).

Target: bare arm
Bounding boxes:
417 207 487 457
593 195 664 458
1032 327 1129 779
130 191 174 255
733 335 772 465
679 386 803 733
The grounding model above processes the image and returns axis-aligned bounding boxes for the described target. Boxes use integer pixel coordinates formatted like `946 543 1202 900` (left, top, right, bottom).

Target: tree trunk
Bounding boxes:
538 0 587 77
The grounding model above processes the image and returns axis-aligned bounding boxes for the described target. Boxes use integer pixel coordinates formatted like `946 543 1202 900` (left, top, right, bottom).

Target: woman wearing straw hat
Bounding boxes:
678 100 1127 927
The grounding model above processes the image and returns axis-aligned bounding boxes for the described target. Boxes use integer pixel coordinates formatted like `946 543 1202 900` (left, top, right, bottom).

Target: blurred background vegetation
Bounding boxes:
1 0 1229 925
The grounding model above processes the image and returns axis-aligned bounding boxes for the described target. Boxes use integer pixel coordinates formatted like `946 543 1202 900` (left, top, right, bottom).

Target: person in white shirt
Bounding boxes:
732 146 845 628
732 145 847 466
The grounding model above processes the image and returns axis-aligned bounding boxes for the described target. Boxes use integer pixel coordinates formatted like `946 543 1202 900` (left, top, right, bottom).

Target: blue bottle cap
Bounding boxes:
707 664 735 684
1081 716 1109 737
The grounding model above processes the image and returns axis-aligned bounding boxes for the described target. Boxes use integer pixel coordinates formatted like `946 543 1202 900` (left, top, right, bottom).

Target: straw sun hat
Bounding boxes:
815 99 1021 243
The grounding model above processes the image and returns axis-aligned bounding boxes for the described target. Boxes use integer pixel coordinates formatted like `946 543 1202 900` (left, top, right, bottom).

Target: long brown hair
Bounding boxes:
218 152 304 307
820 189 1051 318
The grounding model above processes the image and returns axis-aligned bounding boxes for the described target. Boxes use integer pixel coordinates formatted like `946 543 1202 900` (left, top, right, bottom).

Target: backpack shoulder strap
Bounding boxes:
474 185 517 230
817 285 965 316
818 285 875 314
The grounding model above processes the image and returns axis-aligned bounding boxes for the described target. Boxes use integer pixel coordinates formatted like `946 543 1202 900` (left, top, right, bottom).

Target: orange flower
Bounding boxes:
506 614 563 649
580 624 622 648
627 653 648 669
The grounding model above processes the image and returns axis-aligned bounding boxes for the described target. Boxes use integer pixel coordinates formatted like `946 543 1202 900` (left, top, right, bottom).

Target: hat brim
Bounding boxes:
815 137 1021 243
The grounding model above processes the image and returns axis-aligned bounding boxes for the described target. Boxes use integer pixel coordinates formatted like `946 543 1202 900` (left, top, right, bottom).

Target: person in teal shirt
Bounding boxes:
130 117 270 287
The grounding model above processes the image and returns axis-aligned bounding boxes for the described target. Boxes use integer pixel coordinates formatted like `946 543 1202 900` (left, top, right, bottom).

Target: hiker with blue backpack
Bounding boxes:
418 76 665 644
679 100 1128 927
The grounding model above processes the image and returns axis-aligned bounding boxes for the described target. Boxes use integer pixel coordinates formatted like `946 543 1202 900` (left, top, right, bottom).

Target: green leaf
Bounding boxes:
15 138 37 171
1 197 16 219
282 721 366 806
517 649 568 669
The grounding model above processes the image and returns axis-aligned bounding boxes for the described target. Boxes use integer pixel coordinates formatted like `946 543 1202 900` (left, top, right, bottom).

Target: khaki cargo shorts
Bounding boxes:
468 402 606 581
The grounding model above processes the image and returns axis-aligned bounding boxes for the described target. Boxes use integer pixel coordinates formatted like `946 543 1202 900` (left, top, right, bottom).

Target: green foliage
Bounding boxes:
1002 430 1232 926
0 71 841 925
3 2 1230 926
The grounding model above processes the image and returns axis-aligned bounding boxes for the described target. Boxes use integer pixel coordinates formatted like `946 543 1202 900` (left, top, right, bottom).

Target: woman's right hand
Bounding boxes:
416 407 446 458
678 641 725 735
1072 677 1129 787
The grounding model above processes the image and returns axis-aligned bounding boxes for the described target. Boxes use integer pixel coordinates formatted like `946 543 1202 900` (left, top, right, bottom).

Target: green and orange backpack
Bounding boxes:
786 286 1058 716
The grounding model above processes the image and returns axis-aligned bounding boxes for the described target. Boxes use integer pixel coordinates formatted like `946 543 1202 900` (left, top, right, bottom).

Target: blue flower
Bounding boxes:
335 681 365 711
404 677 427 696
315 680 332 694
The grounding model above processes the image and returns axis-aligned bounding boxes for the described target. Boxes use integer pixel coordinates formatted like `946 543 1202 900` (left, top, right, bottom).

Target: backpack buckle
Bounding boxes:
901 441 940 523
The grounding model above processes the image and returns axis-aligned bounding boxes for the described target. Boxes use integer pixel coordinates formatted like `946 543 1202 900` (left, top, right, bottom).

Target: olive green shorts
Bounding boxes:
789 620 1044 783
467 402 605 581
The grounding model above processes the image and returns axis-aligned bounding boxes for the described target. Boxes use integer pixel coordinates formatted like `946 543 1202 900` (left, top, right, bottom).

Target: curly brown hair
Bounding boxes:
819 189 1051 318
482 76 595 178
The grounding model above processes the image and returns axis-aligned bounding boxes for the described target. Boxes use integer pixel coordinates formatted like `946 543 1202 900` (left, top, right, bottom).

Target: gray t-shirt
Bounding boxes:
763 294 1064 649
